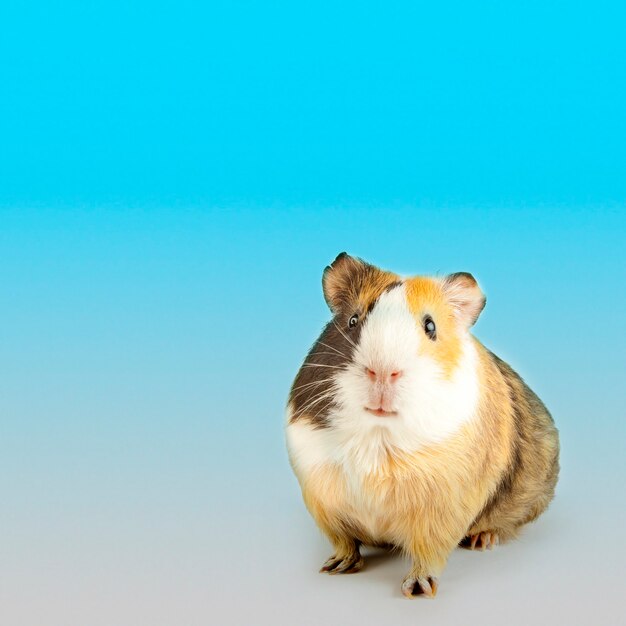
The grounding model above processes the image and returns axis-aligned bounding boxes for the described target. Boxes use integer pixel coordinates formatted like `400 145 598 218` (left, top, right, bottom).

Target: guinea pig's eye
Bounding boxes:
423 315 436 340
348 314 359 328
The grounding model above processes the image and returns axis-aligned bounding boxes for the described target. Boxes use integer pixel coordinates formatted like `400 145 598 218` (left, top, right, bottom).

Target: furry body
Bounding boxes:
286 254 559 597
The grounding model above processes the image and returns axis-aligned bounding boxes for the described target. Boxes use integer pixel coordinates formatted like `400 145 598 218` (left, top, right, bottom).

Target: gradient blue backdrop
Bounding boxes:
1 2 625 625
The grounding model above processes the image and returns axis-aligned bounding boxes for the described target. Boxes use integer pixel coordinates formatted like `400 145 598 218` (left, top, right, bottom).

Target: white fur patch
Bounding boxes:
285 284 480 480
286 402 341 477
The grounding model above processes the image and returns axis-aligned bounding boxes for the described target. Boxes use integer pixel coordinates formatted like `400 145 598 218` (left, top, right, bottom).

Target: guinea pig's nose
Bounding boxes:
366 367 377 381
365 367 403 383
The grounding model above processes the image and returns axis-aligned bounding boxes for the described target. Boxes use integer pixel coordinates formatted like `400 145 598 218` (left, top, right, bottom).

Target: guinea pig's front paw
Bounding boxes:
319 552 364 575
401 575 439 599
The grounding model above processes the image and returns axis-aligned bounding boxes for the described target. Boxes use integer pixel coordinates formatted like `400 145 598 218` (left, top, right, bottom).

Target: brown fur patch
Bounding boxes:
289 257 400 426
322 254 399 316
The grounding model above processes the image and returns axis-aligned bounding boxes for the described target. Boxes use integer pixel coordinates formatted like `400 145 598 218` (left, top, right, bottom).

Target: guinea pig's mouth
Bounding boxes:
364 407 398 418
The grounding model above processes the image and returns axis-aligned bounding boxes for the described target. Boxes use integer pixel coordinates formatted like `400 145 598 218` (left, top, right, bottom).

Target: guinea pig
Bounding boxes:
285 253 559 598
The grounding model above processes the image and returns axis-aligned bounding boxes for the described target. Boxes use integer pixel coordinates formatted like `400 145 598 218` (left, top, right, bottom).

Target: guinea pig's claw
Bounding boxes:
320 553 364 574
462 531 499 551
401 575 438 599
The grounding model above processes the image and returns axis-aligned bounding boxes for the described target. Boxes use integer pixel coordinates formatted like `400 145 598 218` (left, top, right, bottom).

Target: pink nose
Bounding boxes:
365 367 403 383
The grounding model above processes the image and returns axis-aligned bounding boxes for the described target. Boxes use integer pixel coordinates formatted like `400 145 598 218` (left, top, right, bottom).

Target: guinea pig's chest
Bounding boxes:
314 453 429 544
288 420 450 542
338 465 400 542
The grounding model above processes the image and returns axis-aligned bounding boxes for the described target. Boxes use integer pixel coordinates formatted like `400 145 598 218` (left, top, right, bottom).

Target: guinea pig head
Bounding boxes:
290 253 486 449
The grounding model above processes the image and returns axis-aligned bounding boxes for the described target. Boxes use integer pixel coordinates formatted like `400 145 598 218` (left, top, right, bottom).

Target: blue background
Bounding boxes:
1 2 625 625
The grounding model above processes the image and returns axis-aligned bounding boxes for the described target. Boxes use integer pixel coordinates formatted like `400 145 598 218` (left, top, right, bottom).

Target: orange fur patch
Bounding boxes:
355 271 400 312
404 277 462 377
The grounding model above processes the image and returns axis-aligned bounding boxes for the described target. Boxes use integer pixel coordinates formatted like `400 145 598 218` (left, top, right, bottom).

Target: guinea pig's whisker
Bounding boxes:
332 320 357 348
294 394 333 415
309 395 338 422
296 388 336 416
315 340 348 358
309 351 348 359
301 362 346 370
298 388 335 406
291 387 332 402
299 396 334 420
291 378 335 394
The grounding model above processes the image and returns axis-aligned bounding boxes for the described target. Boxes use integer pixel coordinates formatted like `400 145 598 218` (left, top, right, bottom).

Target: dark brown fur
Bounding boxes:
289 256 400 427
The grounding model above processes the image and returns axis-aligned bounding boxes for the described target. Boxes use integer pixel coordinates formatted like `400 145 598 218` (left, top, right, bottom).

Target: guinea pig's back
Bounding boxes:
472 347 560 539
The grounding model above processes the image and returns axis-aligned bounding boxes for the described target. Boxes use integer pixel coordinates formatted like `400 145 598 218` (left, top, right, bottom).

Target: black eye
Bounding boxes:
424 315 436 340
348 314 359 328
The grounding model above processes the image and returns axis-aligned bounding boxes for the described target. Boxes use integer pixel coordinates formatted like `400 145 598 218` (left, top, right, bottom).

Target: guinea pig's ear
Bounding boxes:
441 272 486 327
322 252 366 314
